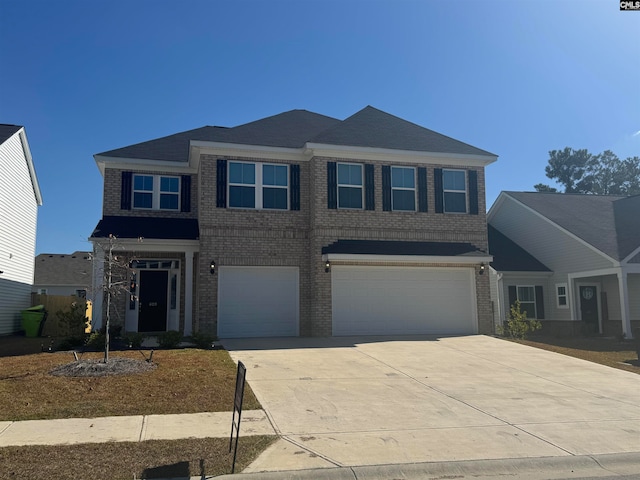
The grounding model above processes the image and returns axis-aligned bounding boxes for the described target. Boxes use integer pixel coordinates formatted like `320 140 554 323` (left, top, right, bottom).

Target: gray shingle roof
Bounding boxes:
0 124 22 144
506 192 640 261
34 251 92 285
311 106 496 156
97 107 496 162
488 225 550 272
322 239 486 257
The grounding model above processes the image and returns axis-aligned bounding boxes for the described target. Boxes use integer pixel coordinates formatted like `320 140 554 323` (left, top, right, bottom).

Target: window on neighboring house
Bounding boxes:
75 289 87 299
337 163 363 209
132 174 180 210
391 167 416 211
517 286 537 318
38 288 47 295
556 283 568 308
443 169 467 213
228 162 289 210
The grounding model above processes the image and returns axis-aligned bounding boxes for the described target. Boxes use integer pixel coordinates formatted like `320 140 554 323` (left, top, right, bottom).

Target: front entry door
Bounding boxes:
138 270 168 332
579 285 599 333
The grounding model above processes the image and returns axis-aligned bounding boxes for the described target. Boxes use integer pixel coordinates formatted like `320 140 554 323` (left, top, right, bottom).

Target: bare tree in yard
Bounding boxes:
94 234 136 363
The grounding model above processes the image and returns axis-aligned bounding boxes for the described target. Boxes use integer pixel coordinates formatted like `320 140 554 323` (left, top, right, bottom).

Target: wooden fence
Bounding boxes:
30 294 92 337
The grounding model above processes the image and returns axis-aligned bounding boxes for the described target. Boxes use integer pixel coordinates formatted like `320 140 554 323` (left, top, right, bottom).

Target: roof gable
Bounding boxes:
504 192 640 261
0 124 22 144
0 124 43 205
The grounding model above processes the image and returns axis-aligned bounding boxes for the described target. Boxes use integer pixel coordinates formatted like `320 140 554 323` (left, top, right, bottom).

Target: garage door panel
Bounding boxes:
332 266 476 336
218 267 299 338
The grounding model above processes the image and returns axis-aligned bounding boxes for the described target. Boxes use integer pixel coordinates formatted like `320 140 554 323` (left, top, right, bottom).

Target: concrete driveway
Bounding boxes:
223 335 640 472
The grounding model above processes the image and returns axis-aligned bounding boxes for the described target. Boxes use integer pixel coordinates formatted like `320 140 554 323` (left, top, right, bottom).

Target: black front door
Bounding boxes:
138 270 168 332
579 285 598 332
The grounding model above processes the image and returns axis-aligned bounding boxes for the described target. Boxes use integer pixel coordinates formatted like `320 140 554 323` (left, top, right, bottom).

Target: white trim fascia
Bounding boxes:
568 267 619 279
496 270 553 277
189 141 305 162
305 143 498 166
322 253 493 264
88 237 199 253
621 244 640 264
622 264 640 274
16 128 43 205
94 155 195 176
499 193 618 266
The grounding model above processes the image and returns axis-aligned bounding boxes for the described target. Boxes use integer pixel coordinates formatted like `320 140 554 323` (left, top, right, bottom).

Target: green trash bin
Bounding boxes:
21 305 46 337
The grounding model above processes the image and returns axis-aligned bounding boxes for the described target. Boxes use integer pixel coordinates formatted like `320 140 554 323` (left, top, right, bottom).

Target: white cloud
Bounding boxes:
633 130 640 137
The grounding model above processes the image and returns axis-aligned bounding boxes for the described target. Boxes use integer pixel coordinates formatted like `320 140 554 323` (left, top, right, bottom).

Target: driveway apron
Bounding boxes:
223 335 640 469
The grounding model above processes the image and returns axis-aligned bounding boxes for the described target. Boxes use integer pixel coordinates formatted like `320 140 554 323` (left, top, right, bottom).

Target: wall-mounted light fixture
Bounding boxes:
324 260 331 273
210 260 216 275
479 263 486 275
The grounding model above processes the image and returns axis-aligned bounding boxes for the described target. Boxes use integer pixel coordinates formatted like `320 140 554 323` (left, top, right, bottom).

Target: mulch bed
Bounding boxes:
49 357 157 377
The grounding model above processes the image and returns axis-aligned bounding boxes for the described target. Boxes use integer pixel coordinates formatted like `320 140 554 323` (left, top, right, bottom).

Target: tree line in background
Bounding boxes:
534 147 640 195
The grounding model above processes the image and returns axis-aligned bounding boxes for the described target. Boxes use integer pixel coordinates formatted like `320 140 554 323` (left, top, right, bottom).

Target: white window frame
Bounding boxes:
228 161 289 210
443 169 467 213
556 283 569 309
132 174 181 211
516 285 537 319
391 166 416 211
337 162 364 209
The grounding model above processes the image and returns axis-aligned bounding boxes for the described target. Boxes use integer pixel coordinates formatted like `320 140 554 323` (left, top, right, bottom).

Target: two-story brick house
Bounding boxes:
90 106 497 338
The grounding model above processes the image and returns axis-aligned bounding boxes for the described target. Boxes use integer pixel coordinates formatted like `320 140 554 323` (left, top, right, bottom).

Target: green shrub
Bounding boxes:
158 330 182 349
124 333 145 349
498 300 542 340
56 302 89 337
56 336 86 351
190 331 217 349
86 331 106 349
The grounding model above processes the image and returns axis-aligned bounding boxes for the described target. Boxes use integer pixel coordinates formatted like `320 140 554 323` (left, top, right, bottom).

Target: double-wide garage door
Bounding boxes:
218 266 299 338
332 266 477 336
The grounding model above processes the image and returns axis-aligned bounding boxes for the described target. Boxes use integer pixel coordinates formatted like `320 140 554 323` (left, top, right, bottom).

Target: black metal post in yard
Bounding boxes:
229 361 246 474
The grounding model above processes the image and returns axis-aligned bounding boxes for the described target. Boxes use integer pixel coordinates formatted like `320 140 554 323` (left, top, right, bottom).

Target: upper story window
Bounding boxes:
133 174 180 210
391 167 416 211
228 162 288 210
337 163 363 209
442 169 467 213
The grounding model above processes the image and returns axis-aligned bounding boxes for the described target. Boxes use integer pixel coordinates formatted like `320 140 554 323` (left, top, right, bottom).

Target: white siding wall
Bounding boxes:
0 131 39 334
491 196 614 273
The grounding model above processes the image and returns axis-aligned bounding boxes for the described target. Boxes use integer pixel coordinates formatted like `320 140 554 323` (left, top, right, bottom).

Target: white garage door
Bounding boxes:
332 266 476 336
218 266 299 338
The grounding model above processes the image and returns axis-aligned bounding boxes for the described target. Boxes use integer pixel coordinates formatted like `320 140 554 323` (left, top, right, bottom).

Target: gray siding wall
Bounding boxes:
491 196 614 273
0 131 39 334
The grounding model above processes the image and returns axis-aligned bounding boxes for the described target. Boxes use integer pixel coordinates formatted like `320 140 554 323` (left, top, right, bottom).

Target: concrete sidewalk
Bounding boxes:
0 410 274 447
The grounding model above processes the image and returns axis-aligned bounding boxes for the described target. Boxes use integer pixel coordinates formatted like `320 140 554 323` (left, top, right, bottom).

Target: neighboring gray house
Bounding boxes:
90 106 497 338
33 251 92 298
0 125 43 335
488 191 640 338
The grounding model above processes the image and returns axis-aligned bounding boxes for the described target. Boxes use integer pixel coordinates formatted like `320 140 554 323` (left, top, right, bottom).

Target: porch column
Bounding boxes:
617 269 632 339
92 249 104 331
183 250 194 336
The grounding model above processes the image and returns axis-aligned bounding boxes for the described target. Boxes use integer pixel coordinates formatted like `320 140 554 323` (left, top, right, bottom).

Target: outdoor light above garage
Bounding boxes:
210 260 216 275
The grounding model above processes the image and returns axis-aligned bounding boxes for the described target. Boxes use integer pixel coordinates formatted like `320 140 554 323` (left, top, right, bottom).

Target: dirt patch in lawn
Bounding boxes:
0 436 277 480
515 335 640 375
0 349 261 421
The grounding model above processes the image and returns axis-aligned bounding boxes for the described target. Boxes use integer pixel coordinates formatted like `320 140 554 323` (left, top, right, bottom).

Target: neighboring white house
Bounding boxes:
0 125 43 335
33 251 92 298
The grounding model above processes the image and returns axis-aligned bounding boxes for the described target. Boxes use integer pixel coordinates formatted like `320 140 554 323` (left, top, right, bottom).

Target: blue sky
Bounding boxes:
1 0 638 255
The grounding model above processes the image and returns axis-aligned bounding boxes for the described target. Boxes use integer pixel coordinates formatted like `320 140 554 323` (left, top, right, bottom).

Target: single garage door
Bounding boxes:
218 266 299 338
332 266 476 336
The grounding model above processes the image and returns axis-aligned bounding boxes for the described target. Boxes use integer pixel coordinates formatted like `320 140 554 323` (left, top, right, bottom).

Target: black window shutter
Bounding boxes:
468 169 479 215
535 286 545 319
417 167 428 212
365 164 375 211
382 165 391 211
181 175 191 212
327 162 337 209
121 171 132 210
216 159 227 208
434 168 444 213
508 286 517 308
290 164 300 211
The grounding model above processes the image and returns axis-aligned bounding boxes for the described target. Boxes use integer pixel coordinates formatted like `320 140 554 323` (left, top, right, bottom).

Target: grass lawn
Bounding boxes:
0 344 274 479
514 335 640 375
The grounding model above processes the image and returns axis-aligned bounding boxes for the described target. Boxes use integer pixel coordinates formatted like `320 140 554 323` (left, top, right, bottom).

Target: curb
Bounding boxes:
212 452 640 479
